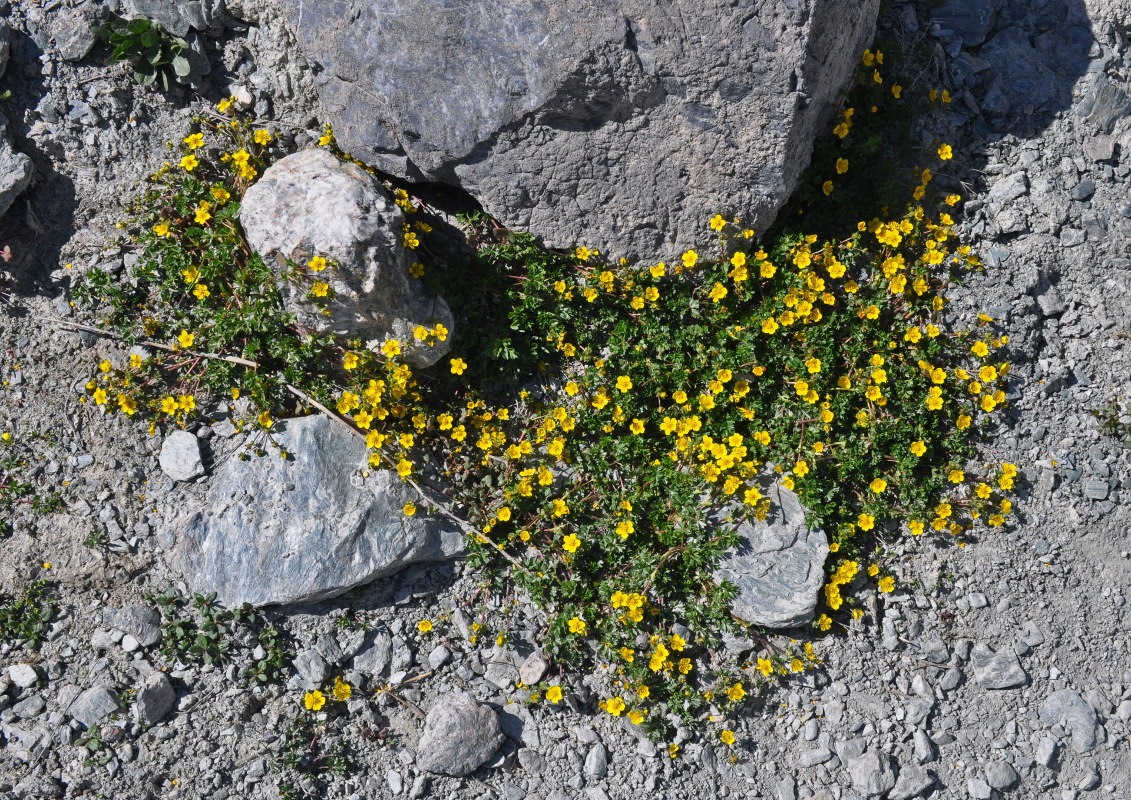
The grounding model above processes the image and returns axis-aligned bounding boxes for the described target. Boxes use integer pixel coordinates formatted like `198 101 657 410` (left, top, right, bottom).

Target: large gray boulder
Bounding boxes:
121 0 221 36
417 692 505 776
715 484 829 628
284 0 880 259
163 413 464 607
240 149 453 368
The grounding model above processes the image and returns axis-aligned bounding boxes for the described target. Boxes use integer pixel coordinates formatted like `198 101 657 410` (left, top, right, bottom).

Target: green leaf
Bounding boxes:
134 67 156 86
128 18 150 34
172 54 191 77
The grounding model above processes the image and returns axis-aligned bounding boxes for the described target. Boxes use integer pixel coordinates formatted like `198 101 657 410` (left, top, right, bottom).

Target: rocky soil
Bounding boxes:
2 0 1131 799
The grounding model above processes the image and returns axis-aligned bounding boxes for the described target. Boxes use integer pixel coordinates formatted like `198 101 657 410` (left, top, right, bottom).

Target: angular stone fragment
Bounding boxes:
164 414 464 607
0 143 33 221
416 692 505 776
716 484 828 628
889 764 933 800
8 663 39 689
135 673 175 725
122 0 218 36
240 149 453 367
107 604 163 647
846 749 897 797
68 686 120 729
1039 689 1099 753
971 643 1027 689
158 430 205 482
284 0 881 259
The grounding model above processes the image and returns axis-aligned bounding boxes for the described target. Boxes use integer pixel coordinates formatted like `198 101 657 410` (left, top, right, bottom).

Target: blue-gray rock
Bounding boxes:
1069 180 1096 201
979 26 1089 116
846 749 897 797
121 0 219 36
1039 689 1099 753
0 142 33 221
416 692 505 776
1077 73 1131 134
584 743 608 779
106 604 162 647
164 414 464 607
987 172 1028 204
971 643 1028 689
352 631 393 677
158 430 205 482
8 663 39 689
983 761 1019 791
931 0 994 47
715 484 828 628
889 764 933 800
0 22 10 78
68 686 119 729
240 149 453 368
135 672 175 725
283 0 881 259
293 649 329 690
52 3 100 61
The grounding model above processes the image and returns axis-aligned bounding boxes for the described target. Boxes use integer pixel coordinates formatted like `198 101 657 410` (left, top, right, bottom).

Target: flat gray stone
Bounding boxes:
353 631 393 677
988 171 1029 204
135 672 175 725
158 430 205 482
584 743 608 779
846 749 897 797
293 649 329 690
889 764 933 800
518 652 548 686
8 664 39 689
51 3 100 61
416 692 505 776
0 143 34 221
240 149 453 368
284 0 881 259
164 414 464 606
716 485 828 628
68 686 119 729
121 0 216 36
1039 689 1099 753
984 761 1019 791
971 643 1027 689
106 604 162 647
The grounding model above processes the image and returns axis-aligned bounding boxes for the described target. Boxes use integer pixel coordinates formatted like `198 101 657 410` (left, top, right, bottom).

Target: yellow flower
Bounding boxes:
756 658 773 677
562 533 581 553
948 469 965 483
938 143 953 160
180 154 199 171
720 730 735 746
836 158 848 174
254 129 272 145
194 200 211 224
604 697 625 716
545 686 563 704
403 502 416 517
177 330 195 349
568 616 588 635
92 388 108 405
628 710 645 725
153 222 170 237
971 341 989 358
258 410 273 429
910 440 926 457
816 614 831 631
682 250 698 269
160 396 178 415
311 281 329 297
857 513 875 531
869 477 887 493
193 283 210 300
303 691 326 711
308 256 327 272
878 576 895 593
332 677 352 701
450 358 467 375
892 84 902 98
726 682 745 702
211 185 231 202
822 180 834 195
417 619 432 633
615 375 633 392
183 132 204 149
117 395 137 415
575 246 592 261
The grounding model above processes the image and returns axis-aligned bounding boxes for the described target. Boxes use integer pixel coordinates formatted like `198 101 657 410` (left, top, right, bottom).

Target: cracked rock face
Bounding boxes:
715 484 829 629
285 0 880 259
416 692 505 776
163 414 464 607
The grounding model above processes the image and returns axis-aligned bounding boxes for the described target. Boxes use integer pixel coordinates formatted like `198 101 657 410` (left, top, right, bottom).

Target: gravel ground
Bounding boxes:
2 1 1131 799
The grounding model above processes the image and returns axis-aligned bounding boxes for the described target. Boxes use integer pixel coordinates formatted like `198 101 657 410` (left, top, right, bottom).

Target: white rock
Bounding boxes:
8 663 39 688
158 430 205 482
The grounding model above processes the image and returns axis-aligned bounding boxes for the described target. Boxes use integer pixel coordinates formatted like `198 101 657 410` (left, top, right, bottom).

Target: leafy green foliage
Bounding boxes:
0 580 55 649
97 15 193 91
153 590 290 682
